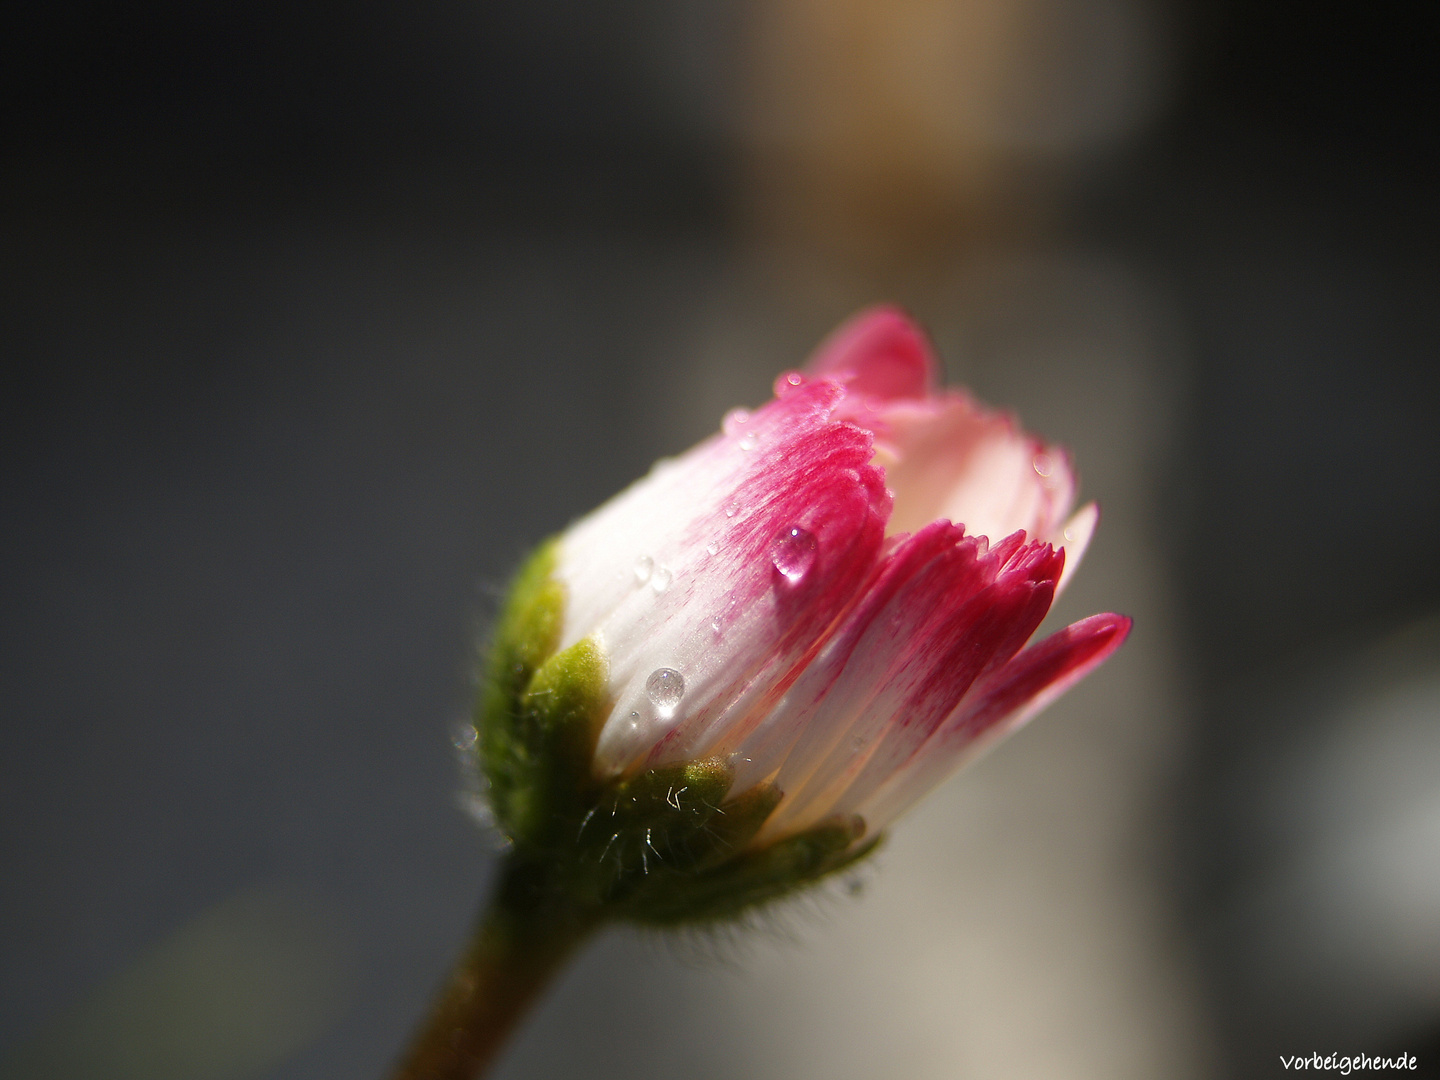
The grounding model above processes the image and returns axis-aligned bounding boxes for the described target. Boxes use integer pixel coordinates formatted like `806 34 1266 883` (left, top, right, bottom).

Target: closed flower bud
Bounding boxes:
474 306 1130 924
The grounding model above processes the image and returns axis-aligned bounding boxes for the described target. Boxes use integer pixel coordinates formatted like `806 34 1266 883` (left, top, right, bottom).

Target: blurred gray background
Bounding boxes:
2 2 1438 1078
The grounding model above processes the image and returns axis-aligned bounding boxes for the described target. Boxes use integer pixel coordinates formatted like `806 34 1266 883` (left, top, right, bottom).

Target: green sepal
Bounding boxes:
689 782 784 872
478 540 611 845
481 539 564 713
623 814 880 926
571 758 734 905
504 637 609 845
563 760 849 923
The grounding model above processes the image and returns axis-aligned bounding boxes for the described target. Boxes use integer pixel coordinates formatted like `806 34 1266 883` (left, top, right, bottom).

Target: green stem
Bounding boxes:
387 854 604 1080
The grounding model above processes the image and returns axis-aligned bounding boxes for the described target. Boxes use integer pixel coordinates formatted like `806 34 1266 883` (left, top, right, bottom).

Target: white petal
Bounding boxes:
880 393 1077 544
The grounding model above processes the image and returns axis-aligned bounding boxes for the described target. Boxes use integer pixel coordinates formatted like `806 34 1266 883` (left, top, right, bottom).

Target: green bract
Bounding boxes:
473 541 877 926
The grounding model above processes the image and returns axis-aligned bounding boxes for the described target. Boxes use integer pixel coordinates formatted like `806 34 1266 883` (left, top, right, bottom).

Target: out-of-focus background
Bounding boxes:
2 2 1437 1078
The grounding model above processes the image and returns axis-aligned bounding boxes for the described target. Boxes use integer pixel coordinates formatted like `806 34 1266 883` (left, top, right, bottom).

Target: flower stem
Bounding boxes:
387 853 604 1080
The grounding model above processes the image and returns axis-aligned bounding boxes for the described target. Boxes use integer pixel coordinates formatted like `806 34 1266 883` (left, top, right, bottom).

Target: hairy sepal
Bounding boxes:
478 540 606 846
624 815 880 927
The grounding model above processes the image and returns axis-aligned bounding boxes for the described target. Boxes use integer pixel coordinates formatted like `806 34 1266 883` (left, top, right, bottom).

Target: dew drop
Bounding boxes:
771 525 818 583
1032 453 1054 478
634 555 654 584
706 541 720 556
775 370 806 396
724 504 738 518
451 722 478 752
1063 526 1077 543
645 668 685 718
650 566 673 593
738 432 759 451
722 407 751 435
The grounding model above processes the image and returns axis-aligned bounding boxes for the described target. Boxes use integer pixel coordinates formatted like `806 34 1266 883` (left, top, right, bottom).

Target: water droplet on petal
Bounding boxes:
722 407 751 435
775 370 806 396
706 541 719 556
1032 453 1053 478
724 504 738 518
771 525 817 584
634 555 654 584
645 668 685 718
650 566 673 593
1063 526 1076 543
738 432 759 451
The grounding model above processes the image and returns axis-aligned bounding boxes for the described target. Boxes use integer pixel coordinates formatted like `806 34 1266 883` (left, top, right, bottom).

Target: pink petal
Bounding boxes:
944 611 1133 744
573 380 891 778
851 612 1132 831
759 534 1064 835
803 305 936 403
727 521 971 793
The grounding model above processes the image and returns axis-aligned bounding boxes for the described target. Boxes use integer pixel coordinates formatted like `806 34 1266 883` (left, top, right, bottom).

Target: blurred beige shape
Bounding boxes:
0 885 353 1080
744 0 1164 263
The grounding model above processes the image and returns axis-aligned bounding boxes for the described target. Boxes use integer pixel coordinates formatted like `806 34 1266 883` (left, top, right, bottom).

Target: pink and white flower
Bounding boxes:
554 307 1130 841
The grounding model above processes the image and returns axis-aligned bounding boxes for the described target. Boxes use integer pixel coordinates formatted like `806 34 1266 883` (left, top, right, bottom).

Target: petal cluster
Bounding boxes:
553 307 1129 846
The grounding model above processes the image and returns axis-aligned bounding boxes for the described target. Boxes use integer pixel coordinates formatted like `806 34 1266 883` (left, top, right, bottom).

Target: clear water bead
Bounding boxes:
634 555 654 584
650 566 673 593
706 541 719 556
1032 453 1054 478
722 407 751 436
775 370 806 397
738 432 759 451
771 525 817 583
645 668 685 718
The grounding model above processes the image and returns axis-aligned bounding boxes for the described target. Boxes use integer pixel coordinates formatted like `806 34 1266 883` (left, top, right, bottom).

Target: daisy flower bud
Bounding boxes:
475 306 1129 924
392 308 1134 1080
